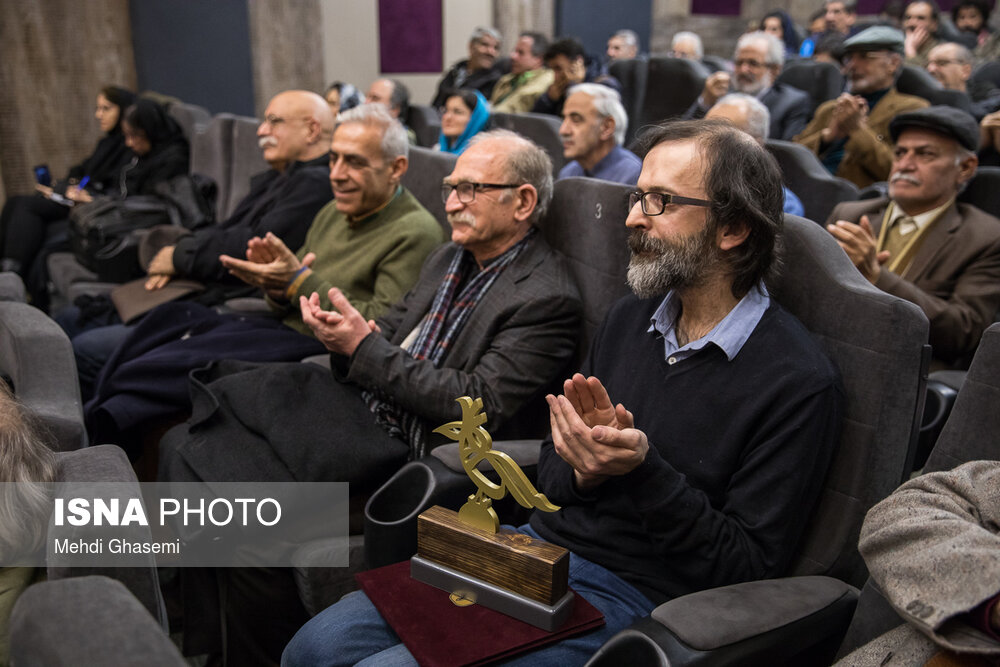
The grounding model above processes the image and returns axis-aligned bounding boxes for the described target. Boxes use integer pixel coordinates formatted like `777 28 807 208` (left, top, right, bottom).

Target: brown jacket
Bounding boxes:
827 197 1000 362
795 88 928 188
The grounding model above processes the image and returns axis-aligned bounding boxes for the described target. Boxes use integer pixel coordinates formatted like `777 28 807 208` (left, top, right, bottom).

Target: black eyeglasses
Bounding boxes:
628 190 711 216
441 182 521 204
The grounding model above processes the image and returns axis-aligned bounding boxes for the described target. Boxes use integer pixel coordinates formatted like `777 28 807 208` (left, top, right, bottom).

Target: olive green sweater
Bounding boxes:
276 187 445 336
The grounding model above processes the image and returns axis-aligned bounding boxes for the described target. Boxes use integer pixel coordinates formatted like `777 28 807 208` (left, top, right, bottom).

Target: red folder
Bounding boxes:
356 561 606 667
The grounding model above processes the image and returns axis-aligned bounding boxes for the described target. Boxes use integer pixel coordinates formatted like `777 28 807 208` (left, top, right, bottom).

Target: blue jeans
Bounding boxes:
282 525 655 667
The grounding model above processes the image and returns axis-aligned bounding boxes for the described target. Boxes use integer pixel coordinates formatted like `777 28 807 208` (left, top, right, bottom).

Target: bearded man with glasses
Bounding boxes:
284 118 842 666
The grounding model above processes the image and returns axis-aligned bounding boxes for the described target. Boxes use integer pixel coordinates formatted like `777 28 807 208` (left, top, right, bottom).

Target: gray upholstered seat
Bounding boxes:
775 60 845 117
191 112 236 220
0 271 26 302
401 145 457 235
50 445 165 627
9 576 184 666
491 112 567 176
167 100 212 140
766 139 860 224
635 57 708 130
609 57 650 147
834 322 1000 661
587 214 930 666
226 114 269 221
896 65 974 112
0 301 85 450
407 104 442 148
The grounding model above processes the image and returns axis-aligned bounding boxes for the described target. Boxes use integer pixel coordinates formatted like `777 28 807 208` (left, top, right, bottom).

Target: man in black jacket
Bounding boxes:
431 27 505 109
283 120 843 665
67 90 335 399
143 90 335 290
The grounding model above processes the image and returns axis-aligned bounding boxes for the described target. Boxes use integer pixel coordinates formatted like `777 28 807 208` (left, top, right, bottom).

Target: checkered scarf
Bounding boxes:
364 228 536 459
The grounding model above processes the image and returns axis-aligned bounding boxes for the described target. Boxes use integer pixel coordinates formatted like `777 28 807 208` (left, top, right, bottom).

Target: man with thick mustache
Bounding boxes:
161 128 581 664
284 119 843 666
84 104 444 455
827 106 1000 365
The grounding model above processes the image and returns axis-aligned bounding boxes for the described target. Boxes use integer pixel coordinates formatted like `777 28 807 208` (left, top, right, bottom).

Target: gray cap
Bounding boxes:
842 26 905 54
889 105 980 152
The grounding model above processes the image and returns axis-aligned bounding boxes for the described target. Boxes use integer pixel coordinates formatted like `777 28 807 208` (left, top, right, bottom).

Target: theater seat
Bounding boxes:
49 445 166 627
834 322 1000 662
407 104 442 148
227 115 269 220
401 146 457 235
360 177 635 571
9 576 184 666
609 57 650 146
636 57 708 130
896 65 973 112
492 112 567 176
765 139 860 223
0 300 85 450
587 214 930 666
191 113 236 221
167 101 212 140
776 60 844 117
0 270 26 301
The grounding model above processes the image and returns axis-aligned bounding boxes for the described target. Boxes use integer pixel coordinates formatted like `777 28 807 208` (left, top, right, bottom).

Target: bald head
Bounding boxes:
258 90 336 170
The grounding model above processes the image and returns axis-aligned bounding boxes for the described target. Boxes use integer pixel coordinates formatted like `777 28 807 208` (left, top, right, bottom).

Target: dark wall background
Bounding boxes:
129 0 255 116
555 0 652 59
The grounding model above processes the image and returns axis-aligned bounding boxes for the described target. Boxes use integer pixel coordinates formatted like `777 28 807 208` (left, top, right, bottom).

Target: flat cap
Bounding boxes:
842 26 905 54
889 105 980 152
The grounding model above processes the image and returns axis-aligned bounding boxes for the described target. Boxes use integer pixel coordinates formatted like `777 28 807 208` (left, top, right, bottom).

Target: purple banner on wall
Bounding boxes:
378 0 443 73
690 0 740 15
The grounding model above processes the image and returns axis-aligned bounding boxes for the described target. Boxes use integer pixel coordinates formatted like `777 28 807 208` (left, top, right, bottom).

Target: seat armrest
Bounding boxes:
588 576 858 667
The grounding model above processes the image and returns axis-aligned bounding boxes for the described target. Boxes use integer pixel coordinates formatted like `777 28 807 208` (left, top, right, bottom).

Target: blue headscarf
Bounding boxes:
438 90 491 155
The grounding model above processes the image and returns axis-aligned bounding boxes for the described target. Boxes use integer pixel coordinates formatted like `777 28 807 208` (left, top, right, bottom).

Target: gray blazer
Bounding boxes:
827 197 1000 363
837 461 1000 664
340 231 583 440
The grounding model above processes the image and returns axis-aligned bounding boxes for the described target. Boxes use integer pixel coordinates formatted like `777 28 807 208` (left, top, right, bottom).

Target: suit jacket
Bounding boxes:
338 231 583 441
681 82 812 141
836 461 1000 664
794 88 929 188
826 197 1000 362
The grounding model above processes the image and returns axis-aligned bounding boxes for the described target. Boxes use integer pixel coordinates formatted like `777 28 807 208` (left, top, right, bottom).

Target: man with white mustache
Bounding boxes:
68 90 337 399
283 119 841 667
826 105 1000 364
682 31 810 141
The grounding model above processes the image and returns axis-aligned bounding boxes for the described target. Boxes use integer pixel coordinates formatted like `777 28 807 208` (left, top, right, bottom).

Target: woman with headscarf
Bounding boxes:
0 85 136 278
323 81 363 115
762 9 802 55
437 89 491 155
69 97 190 203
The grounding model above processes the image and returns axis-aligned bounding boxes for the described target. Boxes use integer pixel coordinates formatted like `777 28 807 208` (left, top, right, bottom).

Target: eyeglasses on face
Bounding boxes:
628 190 711 215
441 182 521 204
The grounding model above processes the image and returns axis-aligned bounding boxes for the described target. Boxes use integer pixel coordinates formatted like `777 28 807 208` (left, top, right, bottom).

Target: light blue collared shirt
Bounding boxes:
647 283 771 365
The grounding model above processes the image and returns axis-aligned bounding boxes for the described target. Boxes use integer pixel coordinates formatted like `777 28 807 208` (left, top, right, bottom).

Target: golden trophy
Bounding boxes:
409 397 574 631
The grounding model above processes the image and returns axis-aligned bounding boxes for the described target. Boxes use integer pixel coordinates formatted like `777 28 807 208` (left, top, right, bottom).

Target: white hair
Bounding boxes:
736 31 785 68
336 103 409 160
672 32 704 59
567 83 629 145
714 93 771 143
613 29 639 47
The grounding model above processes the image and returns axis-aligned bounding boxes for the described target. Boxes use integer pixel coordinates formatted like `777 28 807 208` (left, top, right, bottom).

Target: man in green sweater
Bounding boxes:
84 103 444 454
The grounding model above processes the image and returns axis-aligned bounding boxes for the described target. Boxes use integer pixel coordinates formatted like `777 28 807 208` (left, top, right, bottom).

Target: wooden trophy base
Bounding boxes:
410 555 574 631
413 505 573 631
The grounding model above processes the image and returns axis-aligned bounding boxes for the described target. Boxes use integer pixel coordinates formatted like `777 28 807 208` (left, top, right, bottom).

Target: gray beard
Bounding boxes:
626 228 714 298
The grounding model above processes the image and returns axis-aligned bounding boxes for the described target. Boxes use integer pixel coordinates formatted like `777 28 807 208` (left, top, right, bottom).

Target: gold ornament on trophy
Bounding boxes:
410 397 574 631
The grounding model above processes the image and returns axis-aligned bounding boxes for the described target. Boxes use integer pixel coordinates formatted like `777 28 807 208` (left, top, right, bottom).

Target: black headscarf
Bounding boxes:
119 98 191 197
67 85 137 193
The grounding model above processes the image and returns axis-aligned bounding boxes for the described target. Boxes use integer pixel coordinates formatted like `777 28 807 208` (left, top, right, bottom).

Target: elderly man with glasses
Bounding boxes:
683 31 811 140
284 118 842 666
795 26 929 188
157 128 582 663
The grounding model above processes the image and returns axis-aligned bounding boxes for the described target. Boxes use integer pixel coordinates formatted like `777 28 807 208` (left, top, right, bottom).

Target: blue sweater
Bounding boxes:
530 296 843 603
